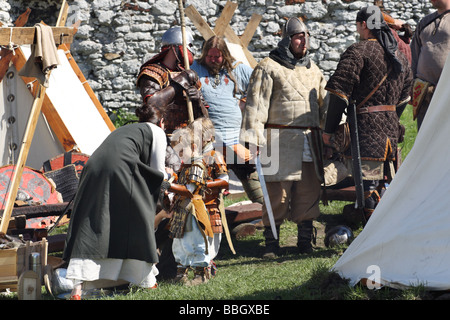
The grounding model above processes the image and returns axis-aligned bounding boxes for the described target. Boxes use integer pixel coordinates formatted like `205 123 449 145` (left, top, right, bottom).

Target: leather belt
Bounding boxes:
357 105 396 114
265 123 320 130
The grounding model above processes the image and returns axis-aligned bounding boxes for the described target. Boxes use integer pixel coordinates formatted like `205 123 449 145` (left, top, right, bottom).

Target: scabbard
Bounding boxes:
347 103 365 210
218 193 236 255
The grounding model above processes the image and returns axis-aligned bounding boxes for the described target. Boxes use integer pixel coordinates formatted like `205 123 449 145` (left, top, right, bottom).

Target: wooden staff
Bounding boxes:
178 0 194 123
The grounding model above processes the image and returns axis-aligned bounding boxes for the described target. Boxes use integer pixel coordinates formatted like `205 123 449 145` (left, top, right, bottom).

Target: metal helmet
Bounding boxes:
282 17 308 38
325 225 354 248
161 26 195 53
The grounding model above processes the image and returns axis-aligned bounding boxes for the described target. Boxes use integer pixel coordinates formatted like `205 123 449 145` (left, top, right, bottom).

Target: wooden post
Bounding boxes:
0 85 47 233
178 0 194 123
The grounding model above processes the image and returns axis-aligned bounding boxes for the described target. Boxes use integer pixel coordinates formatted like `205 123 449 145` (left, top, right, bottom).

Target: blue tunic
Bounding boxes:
191 61 253 146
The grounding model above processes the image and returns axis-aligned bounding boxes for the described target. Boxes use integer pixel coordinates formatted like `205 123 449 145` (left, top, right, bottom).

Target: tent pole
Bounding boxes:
0 85 46 233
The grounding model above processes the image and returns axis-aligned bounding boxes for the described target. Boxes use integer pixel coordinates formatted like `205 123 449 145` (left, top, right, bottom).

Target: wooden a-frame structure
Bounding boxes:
0 1 115 234
185 1 261 68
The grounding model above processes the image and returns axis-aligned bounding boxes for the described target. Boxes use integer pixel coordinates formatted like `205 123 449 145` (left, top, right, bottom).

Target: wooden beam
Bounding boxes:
0 8 31 83
0 85 47 234
185 5 215 40
0 27 74 46
11 47 77 151
56 0 69 27
223 25 258 68
240 13 262 47
59 43 116 131
185 2 258 68
213 1 238 37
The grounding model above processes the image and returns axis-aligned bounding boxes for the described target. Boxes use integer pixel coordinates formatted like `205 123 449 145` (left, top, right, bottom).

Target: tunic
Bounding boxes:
325 40 413 163
411 11 450 85
242 56 328 182
191 61 253 146
63 122 166 264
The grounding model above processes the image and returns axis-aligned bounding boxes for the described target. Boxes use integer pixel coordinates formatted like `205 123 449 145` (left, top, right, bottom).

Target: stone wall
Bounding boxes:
0 0 434 117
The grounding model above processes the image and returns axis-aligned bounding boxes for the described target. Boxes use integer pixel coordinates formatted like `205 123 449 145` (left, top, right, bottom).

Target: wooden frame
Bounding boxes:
185 1 261 68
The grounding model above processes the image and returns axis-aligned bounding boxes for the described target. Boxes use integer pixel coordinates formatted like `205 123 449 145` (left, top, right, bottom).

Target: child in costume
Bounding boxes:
167 117 229 285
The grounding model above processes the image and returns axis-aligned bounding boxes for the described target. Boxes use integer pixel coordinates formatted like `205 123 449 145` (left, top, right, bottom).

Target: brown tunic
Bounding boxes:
325 39 413 161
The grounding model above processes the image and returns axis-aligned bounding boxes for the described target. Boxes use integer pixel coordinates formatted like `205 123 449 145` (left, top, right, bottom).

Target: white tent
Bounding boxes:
332 51 450 291
0 45 115 170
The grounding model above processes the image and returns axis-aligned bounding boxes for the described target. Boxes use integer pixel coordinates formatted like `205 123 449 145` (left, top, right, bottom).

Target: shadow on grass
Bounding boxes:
223 264 353 300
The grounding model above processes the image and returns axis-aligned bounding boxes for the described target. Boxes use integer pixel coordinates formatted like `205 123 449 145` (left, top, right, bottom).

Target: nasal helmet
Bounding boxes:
282 17 308 38
325 225 354 248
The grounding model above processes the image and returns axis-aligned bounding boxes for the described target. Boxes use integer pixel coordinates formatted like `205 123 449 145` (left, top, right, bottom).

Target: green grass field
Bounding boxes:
1 105 427 303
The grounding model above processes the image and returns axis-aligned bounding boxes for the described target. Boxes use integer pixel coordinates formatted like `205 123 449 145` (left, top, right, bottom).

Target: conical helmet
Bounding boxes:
161 26 195 53
282 17 308 38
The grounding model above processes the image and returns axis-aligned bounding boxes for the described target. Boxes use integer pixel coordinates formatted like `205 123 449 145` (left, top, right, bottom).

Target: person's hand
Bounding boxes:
232 143 254 162
172 69 199 90
186 85 201 102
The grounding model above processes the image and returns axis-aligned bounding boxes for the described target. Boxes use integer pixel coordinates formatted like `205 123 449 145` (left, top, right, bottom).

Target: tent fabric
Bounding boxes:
332 51 450 291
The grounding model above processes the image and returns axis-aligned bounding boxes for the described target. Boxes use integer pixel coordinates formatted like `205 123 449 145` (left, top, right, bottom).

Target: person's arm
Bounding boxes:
150 124 168 179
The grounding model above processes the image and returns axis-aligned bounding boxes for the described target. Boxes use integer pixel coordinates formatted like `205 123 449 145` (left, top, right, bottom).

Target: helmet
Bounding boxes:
282 17 308 38
161 26 195 53
324 225 354 248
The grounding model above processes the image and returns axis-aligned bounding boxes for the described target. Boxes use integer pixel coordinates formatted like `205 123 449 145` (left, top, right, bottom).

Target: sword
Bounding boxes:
347 103 365 210
255 155 278 240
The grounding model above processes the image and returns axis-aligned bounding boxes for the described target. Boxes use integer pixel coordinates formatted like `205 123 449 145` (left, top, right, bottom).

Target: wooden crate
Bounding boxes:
0 238 47 292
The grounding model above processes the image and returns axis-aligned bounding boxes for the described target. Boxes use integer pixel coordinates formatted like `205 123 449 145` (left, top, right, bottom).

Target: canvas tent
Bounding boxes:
332 52 450 291
0 45 114 170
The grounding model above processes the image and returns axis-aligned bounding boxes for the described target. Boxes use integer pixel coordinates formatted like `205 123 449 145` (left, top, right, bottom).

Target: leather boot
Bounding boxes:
263 226 280 259
240 170 264 204
188 267 210 286
297 220 316 254
174 266 189 284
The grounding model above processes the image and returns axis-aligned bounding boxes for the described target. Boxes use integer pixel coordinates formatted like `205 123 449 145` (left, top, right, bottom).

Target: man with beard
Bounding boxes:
242 18 328 257
191 36 263 205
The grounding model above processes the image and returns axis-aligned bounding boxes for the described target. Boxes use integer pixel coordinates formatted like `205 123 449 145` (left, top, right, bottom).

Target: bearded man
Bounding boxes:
191 36 263 205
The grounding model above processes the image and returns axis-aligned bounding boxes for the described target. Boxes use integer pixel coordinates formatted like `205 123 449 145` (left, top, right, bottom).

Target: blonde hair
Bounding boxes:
170 118 215 159
188 117 215 149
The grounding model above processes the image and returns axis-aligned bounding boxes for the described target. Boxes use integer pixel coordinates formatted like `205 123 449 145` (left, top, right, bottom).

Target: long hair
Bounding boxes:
198 36 241 97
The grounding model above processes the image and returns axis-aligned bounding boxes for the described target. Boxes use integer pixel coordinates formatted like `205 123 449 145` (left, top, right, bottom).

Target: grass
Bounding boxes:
2 105 430 303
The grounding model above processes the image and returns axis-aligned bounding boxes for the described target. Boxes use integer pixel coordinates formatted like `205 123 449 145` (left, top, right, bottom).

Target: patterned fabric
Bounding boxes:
169 150 228 238
325 39 413 161
203 149 228 234
191 61 253 146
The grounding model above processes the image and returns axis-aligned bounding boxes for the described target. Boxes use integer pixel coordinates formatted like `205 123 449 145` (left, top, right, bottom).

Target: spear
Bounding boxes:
178 0 194 123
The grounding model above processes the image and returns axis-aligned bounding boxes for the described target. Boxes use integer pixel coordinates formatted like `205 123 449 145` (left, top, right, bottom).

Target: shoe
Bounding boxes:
174 266 189 284
209 260 217 277
297 220 316 254
148 283 158 289
262 226 280 259
187 267 210 286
